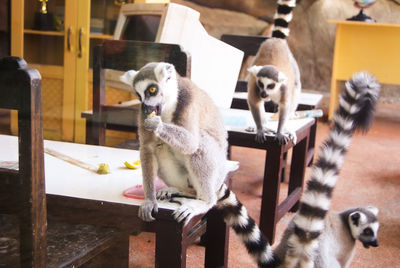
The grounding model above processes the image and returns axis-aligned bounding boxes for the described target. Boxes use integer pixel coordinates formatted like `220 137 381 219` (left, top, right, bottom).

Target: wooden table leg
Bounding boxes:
155 220 186 268
288 133 310 212
307 121 317 167
259 145 285 244
204 208 229 268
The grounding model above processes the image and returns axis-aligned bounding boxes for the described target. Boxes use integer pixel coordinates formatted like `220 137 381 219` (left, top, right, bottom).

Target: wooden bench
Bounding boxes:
0 57 128 267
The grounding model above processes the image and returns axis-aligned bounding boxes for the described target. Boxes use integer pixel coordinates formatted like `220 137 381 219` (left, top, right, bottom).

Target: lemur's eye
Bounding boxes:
257 81 264 89
149 86 157 94
267 83 275 89
363 228 373 236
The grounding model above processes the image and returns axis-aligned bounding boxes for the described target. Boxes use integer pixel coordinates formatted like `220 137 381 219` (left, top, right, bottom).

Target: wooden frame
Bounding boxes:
0 57 46 266
0 57 129 267
84 39 191 145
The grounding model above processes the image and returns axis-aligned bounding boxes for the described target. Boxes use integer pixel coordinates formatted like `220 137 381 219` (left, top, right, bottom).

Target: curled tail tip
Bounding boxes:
337 71 380 133
278 0 296 7
259 256 281 268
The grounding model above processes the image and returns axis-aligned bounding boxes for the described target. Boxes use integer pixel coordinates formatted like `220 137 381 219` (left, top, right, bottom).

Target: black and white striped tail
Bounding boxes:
215 184 280 268
288 72 380 258
272 0 297 39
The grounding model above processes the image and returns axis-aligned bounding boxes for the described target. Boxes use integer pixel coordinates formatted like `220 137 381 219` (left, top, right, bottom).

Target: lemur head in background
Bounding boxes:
347 206 380 249
248 65 287 100
120 62 178 117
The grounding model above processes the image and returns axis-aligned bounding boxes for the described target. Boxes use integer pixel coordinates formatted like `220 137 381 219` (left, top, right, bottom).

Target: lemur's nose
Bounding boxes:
261 91 268 98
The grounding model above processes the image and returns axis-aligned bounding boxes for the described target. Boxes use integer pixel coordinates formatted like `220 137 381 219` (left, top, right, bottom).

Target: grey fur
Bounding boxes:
258 65 280 81
132 62 158 85
122 62 232 224
274 71 380 268
275 207 379 268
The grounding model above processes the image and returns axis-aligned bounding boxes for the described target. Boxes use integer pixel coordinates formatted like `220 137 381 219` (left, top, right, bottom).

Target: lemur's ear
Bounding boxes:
120 70 138 86
278 71 287 83
155 62 175 82
248 65 263 76
367 206 379 216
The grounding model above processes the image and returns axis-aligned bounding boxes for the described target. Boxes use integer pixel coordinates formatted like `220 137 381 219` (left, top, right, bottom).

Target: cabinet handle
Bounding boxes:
67 27 71 51
78 28 83 58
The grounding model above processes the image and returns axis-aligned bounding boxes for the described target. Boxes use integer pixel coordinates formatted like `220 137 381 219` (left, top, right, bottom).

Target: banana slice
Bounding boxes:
124 160 141 169
97 163 110 174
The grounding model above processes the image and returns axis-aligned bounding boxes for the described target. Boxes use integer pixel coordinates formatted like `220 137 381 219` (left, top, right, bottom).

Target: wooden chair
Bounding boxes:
0 57 128 267
82 40 230 267
220 34 322 243
84 39 191 146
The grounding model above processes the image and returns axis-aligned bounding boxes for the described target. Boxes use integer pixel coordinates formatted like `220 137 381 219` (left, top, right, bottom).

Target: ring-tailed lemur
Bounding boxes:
247 0 301 145
216 71 380 267
120 62 237 224
121 64 379 267
274 71 380 268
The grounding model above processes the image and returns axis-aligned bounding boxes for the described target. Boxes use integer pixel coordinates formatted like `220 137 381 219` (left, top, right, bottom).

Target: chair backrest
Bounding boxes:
0 57 46 267
90 40 191 145
221 34 268 92
220 34 280 112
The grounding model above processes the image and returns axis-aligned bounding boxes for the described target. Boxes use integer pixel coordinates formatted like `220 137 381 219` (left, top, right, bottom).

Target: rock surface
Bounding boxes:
173 0 400 103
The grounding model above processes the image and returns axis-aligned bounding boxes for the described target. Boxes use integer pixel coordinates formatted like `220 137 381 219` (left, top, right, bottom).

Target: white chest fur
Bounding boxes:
154 141 193 193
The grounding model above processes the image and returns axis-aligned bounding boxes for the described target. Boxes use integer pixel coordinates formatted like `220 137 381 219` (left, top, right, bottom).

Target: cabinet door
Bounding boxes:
73 0 90 143
82 0 136 146
11 0 77 141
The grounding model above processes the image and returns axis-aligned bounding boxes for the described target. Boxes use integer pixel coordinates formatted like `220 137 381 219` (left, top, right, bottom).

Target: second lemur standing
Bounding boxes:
247 0 301 144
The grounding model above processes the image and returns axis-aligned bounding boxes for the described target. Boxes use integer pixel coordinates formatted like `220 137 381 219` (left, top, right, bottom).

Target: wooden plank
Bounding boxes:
277 187 302 220
221 34 267 56
24 29 64 36
73 0 91 143
102 40 190 77
61 0 77 142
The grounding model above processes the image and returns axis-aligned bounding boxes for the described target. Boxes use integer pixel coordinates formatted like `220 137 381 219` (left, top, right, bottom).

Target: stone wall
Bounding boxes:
172 0 400 104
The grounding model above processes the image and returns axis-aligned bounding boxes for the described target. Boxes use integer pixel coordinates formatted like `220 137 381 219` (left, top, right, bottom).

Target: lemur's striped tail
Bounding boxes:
286 72 380 261
215 72 379 268
272 0 297 39
215 184 280 268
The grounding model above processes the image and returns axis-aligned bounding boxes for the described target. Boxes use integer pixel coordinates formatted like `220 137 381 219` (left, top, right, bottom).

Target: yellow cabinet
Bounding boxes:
11 0 131 143
328 20 400 120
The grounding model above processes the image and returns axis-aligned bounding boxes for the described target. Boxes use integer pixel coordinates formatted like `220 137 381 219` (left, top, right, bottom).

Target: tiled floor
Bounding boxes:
129 103 400 267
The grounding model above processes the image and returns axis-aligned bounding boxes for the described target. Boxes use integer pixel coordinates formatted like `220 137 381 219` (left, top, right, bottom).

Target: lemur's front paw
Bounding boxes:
275 133 291 145
138 200 158 222
173 203 197 224
156 187 180 200
144 116 162 132
255 129 267 143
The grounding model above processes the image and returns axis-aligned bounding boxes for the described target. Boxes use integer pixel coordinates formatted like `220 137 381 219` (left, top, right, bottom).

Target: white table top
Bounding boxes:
0 134 177 210
220 108 314 134
233 92 323 107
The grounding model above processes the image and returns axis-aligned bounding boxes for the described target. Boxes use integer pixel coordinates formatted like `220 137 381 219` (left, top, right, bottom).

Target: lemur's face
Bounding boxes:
248 65 287 100
120 62 177 117
348 206 379 249
256 77 279 99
